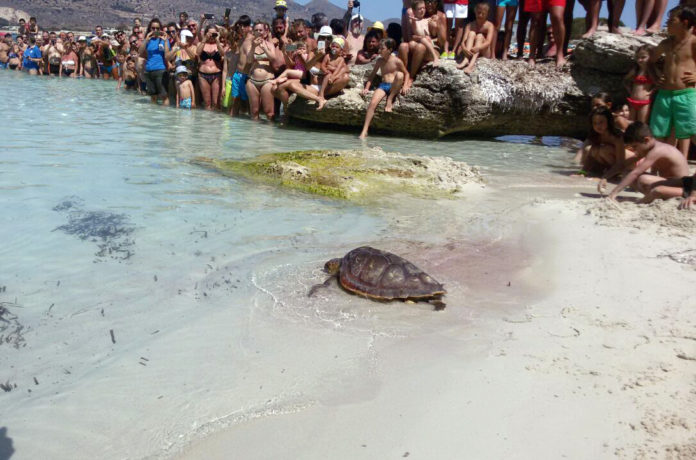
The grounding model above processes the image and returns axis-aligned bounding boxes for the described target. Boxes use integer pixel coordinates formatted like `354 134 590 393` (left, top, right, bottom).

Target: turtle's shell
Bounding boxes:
336 246 446 300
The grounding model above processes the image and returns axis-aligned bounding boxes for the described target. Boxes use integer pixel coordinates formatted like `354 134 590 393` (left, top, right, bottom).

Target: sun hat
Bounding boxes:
101 33 110 38
175 65 190 75
317 25 333 37
275 0 288 8
110 39 120 47
180 29 193 41
77 36 87 41
369 21 385 31
332 37 345 48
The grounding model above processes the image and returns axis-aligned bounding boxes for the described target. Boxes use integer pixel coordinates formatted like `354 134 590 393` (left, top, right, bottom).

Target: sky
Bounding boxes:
296 0 682 26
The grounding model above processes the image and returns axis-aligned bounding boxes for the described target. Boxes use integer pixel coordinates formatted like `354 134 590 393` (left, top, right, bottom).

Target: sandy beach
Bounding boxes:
172 190 696 459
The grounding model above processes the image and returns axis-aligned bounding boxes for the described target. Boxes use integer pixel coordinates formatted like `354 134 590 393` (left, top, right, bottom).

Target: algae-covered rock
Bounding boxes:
193 147 484 201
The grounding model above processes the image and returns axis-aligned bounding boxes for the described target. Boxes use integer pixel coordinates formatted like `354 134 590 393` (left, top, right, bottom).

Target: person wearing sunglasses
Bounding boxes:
140 18 174 105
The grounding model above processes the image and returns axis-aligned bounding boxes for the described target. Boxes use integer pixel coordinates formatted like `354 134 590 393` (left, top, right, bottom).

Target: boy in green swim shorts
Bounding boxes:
648 5 696 158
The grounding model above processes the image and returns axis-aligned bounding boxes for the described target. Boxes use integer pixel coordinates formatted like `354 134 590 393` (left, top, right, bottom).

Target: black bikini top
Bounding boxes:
200 49 222 63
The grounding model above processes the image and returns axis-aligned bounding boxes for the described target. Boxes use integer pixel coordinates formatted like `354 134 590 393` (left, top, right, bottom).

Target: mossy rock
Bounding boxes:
193 147 484 202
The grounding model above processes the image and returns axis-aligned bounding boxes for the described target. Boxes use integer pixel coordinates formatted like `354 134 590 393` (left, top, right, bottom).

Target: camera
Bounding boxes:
204 13 215 20
353 0 360 7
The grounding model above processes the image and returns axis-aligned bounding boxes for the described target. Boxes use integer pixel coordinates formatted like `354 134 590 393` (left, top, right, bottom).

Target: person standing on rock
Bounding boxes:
635 0 669 36
647 5 696 158
525 0 566 68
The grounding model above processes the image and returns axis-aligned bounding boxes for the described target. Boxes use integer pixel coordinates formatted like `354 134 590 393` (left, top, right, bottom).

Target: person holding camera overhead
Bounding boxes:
139 18 173 105
196 25 225 110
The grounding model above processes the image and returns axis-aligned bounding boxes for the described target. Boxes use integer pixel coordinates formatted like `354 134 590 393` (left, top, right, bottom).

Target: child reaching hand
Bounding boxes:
623 45 655 123
359 38 407 139
603 122 691 203
175 66 196 109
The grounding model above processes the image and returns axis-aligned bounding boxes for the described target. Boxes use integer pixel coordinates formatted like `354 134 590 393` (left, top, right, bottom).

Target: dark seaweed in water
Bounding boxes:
0 302 26 349
53 197 136 261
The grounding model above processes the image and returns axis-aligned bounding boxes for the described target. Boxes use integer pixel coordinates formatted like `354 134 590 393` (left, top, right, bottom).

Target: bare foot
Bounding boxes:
428 56 440 67
609 26 622 34
556 55 567 69
646 27 660 35
581 28 596 39
528 58 536 68
463 65 475 75
316 98 327 111
385 100 393 112
633 28 646 36
359 132 367 139
456 59 469 70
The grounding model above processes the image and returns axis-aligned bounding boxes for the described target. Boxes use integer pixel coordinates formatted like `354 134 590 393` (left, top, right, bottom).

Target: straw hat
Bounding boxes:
368 21 385 32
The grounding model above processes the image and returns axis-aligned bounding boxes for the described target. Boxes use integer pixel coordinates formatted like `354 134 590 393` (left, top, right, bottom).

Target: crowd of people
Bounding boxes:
0 1 695 205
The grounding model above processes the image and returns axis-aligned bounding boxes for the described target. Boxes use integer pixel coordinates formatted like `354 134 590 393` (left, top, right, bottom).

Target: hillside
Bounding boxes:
0 0 346 30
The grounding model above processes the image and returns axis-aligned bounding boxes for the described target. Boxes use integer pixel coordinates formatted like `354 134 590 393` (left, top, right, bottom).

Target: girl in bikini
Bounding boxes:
623 45 656 123
197 26 225 110
270 41 310 91
80 44 98 78
245 22 279 121
8 44 21 70
574 107 631 178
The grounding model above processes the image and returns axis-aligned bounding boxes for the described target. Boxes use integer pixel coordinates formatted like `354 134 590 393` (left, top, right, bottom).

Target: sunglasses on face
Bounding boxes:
151 27 160 30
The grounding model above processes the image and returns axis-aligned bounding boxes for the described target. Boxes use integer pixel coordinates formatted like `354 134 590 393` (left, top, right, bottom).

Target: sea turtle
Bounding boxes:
308 246 447 310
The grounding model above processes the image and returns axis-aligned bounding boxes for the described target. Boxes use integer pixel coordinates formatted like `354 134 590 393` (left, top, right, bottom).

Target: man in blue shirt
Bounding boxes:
23 36 42 75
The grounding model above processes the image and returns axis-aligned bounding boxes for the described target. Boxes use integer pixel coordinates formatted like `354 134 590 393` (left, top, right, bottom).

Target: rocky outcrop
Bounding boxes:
573 32 661 74
193 148 484 202
287 32 662 139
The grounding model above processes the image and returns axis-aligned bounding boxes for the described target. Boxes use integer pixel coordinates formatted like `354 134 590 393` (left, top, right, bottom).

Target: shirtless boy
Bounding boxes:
175 65 196 109
604 122 691 203
318 37 349 100
648 6 696 158
400 0 440 92
359 38 407 139
457 2 495 74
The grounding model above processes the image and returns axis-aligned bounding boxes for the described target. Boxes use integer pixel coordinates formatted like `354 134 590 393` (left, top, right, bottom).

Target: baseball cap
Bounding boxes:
351 14 364 23
175 65 190 75
275 0 288 8
180 29 194 41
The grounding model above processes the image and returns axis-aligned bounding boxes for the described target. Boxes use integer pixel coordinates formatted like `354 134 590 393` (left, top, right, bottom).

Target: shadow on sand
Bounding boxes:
0 427 14 460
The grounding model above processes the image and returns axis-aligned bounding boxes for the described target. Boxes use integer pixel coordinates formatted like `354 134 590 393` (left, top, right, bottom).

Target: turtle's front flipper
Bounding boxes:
429 298 446 311
308 276 335 297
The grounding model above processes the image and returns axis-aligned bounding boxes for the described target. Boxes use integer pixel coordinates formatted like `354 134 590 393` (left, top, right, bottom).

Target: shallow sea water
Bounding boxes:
0 71 581 459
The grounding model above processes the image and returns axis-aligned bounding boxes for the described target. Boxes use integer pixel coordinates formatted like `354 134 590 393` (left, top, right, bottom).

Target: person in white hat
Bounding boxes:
345 13 365 64
315 25 333 53
174 65 195 109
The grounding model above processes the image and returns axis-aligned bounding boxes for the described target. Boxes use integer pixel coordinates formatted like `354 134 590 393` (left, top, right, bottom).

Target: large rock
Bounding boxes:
286 32 661 139
573 32 661 74
192 148 484 202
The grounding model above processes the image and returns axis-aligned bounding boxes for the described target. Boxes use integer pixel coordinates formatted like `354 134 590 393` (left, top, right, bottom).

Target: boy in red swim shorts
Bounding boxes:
525 0 566 69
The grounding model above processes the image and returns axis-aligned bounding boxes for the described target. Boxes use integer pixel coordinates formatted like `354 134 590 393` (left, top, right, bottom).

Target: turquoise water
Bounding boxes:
0 71 578 459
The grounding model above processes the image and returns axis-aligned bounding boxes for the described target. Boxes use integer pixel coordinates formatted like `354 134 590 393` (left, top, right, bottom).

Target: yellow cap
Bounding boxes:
275 0 288 8
369 21 385 31
332 37 345 48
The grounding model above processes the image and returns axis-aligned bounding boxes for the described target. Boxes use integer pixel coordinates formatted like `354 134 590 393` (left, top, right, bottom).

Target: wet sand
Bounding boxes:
177 194 696 460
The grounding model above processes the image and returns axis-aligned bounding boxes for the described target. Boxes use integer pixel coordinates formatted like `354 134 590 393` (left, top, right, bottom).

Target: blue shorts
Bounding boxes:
231 71 249 101
377 82 392 93
180 97 192 109
497 0 519 6
0 61 7 69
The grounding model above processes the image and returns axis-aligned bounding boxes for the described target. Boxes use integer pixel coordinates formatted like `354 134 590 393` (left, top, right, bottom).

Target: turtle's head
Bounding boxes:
324 258 341 275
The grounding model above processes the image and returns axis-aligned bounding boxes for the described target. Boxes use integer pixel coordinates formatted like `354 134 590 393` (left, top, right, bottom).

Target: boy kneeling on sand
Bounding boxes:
359 38 407 139
602 122 691 203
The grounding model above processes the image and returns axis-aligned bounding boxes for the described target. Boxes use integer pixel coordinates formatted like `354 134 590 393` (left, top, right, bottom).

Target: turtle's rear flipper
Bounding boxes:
308 276 335 297
429 298 446 311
